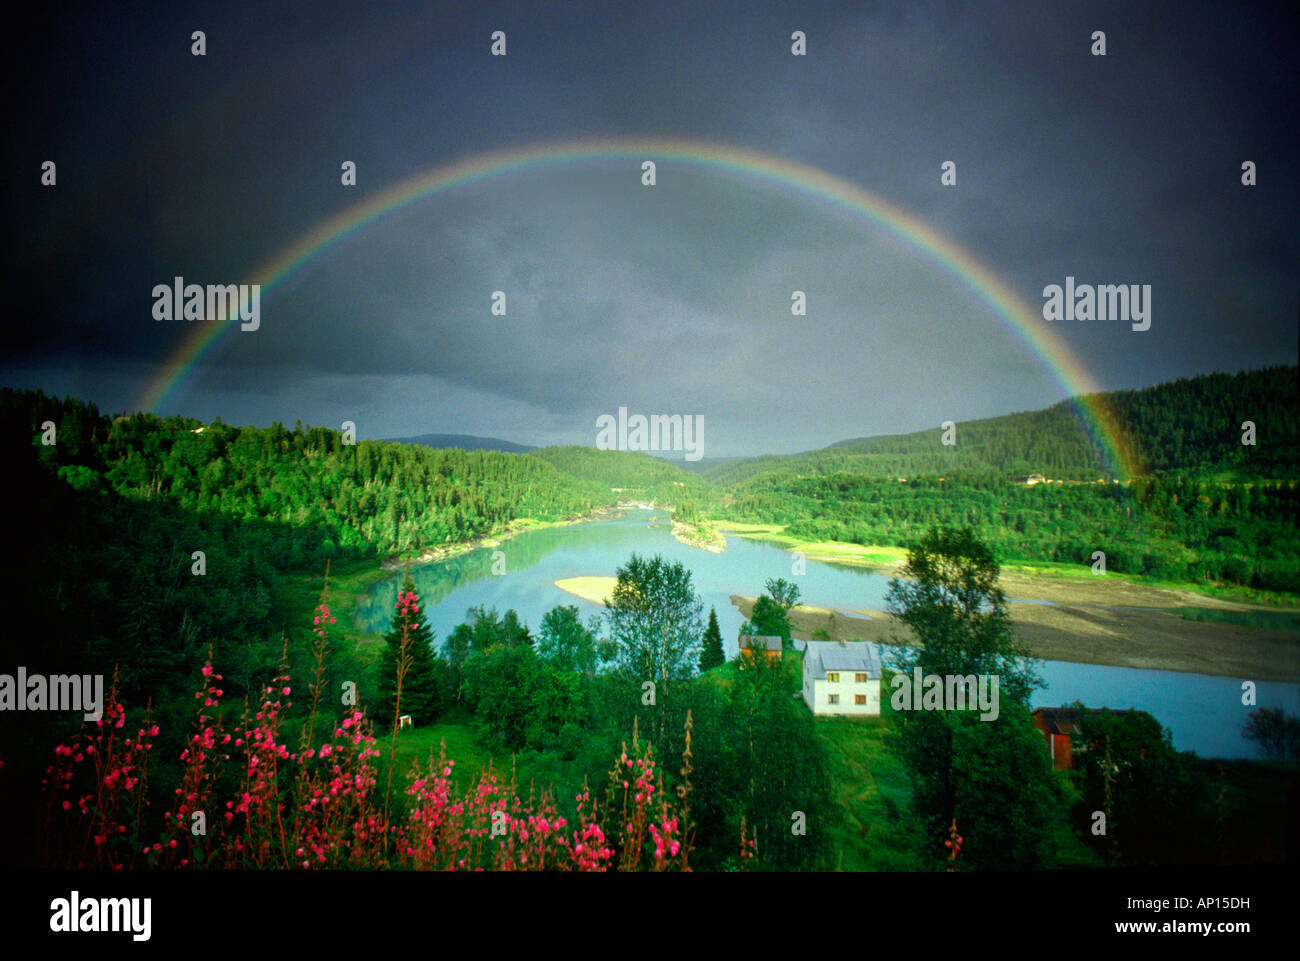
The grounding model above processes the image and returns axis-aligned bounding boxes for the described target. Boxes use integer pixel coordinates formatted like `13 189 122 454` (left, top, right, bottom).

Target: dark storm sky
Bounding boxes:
3 1 1295 457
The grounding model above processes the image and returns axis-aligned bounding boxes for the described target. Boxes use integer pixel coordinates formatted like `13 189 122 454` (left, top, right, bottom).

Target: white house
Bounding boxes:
800 640 881 716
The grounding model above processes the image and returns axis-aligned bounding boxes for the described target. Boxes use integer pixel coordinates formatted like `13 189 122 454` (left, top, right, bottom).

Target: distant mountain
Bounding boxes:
388 432 536 454
704 366 1298 487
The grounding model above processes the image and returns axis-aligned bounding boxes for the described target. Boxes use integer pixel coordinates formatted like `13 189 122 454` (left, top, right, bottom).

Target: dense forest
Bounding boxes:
532 444 718 507
706 366 1299 591
704 366 1297 486
719 471 1300 590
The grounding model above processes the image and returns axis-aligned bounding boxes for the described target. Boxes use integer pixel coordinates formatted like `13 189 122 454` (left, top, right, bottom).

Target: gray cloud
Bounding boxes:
3 0 1294 455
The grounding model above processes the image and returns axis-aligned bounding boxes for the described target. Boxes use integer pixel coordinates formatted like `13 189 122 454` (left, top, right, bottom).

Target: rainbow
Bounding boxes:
138 137 1138 476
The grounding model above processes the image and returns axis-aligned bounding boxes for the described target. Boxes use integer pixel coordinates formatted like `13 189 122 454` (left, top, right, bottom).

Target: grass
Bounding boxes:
368 709 598 821
813 712 926 871
701 650 928 871
1041 774 1105 869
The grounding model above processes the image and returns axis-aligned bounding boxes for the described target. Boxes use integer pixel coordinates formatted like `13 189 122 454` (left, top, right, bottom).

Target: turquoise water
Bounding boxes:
358 510 894 650
361 510 1299 759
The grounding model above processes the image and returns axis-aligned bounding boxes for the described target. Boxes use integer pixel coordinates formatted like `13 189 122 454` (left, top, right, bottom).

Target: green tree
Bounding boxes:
725 651 833 870
884 526 1039 704
945 702 1060 869
502 608 533 648
764 577 801 612
605 553 704 682
1073 706 1214 865
376 577 443 728
749 594 792 648
464 644 541 751
1242 707 1300 761
699 606 725 670
537 604 601 674
884 527 1054 869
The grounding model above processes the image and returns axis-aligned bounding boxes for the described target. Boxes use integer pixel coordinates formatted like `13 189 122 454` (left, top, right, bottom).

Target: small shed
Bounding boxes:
738 634 782 660
1031 707 1082 770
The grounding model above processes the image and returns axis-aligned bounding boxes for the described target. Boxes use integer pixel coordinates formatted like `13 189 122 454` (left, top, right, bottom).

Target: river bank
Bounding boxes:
671 519 727 552
714 521 1299 611
731 595 1300 682
378 505 627 572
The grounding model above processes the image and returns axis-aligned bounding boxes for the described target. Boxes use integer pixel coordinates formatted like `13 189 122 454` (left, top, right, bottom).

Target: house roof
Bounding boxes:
1032 707 1081 736
739 634 782 651
802 640 880 679
1033 705 1152 736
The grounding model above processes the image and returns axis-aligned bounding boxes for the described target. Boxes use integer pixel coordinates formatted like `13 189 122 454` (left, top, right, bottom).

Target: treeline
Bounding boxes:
705 366 1298 486
720 472 1300 590
0 390 353 704
98 416 612 558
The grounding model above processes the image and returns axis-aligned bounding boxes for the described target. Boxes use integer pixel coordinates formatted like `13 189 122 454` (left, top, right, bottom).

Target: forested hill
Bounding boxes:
531 446 718 507
387 432 536 454
2 390 617 559
704 366 1297 487
0 389 711 738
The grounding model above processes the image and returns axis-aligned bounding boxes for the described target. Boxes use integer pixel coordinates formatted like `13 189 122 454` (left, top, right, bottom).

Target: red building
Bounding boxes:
738 634 782 660
1031 707 1082 770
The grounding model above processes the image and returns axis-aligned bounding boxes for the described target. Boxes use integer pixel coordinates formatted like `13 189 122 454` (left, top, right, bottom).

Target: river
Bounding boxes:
359 510 1299 759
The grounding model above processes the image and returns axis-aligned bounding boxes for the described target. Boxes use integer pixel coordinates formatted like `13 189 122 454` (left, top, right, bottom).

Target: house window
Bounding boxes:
827 672 839 683
827 694 839 705
855 694 867 705
855 672 868 682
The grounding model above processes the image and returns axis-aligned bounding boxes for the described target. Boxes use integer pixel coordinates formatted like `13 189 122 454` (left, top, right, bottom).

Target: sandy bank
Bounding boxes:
731 595 1300 682
554 576 619 606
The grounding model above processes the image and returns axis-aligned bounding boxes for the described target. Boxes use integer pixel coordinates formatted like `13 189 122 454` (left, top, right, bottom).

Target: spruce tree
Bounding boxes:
376 577 442 728
700 606 725 670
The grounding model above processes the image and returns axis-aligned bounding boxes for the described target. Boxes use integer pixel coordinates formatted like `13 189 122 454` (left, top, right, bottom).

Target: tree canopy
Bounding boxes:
605 554 704 681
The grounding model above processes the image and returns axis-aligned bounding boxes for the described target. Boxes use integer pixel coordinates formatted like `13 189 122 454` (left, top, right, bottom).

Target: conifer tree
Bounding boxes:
699 606 725 670
376 577 442 728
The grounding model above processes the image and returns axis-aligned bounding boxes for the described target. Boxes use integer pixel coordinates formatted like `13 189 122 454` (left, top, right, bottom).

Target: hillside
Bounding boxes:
704 366 1298 487
530 445 718 507
386 432 536 454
